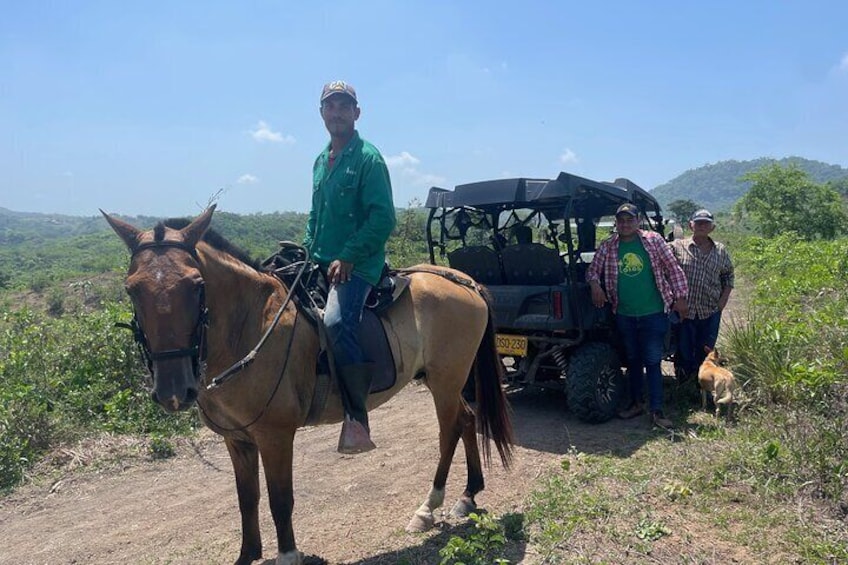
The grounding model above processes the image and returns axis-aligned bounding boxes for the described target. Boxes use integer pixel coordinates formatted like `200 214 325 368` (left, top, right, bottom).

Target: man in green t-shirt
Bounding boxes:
303 80 396 453
586 203 689 429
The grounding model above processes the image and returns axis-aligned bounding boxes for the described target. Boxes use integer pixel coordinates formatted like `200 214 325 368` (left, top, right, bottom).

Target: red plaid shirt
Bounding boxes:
586 230 688 314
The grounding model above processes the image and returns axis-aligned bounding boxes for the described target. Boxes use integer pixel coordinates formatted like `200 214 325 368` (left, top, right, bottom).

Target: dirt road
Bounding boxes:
0 380 665 565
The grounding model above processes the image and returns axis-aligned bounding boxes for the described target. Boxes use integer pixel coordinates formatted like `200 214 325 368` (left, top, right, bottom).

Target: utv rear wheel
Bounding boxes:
566 342 624 423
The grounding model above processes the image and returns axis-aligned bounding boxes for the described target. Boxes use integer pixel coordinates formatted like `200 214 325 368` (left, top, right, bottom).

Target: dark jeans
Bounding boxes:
616 312 670 413
324 274 372 367
677 311 722 376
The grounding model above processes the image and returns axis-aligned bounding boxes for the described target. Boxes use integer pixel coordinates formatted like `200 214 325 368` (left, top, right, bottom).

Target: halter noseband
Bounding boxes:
119 239 209 380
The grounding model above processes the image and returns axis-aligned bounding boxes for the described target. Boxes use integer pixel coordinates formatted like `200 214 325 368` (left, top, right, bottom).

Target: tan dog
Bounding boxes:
698 346 737 420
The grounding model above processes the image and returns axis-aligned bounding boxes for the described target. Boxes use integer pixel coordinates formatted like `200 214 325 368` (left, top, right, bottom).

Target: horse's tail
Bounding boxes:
472 286 514 469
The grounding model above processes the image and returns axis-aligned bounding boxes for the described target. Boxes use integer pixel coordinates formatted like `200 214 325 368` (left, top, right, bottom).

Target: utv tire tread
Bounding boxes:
566 342 623 423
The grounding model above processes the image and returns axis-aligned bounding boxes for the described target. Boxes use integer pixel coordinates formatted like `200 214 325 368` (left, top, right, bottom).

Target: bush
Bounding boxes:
0 304 199 492
723 234 848 503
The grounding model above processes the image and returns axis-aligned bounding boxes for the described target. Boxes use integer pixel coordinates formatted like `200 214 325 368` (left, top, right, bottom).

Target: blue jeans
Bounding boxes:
677 311 722 375
616 312 670 413
324 274 372 367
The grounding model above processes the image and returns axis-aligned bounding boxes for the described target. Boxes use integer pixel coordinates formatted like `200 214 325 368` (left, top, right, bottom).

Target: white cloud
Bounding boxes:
250 121 295 144
237 174 259 184
385 151 445 187
840 53 848 72
559 148 578 165
385 151 420 168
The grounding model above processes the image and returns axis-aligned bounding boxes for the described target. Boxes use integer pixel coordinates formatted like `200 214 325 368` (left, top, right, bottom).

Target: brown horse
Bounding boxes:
102 206 513 565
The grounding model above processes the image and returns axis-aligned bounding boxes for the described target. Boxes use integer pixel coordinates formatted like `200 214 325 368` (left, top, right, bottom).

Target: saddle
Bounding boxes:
261 242 411 321
261 243 411 424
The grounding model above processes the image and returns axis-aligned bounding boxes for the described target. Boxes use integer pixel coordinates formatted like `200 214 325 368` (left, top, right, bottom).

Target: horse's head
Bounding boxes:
102 205 216 412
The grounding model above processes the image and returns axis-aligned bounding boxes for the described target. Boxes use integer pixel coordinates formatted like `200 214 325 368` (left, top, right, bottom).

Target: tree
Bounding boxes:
386 199 429 267
666 199 700 222
738 164 847 239
827 176 848 198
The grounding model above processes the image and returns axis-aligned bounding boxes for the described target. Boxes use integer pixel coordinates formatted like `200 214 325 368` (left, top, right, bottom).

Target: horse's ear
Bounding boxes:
181 205 216 248
101 209 142 252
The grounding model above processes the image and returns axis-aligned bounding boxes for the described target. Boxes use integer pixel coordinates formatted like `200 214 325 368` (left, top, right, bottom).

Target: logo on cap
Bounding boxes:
616 203 639 217
321 80 357 103
690 209 715 223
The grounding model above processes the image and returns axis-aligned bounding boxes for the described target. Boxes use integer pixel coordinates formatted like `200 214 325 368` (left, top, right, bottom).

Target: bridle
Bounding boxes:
117 240 209 383
118 237 309 395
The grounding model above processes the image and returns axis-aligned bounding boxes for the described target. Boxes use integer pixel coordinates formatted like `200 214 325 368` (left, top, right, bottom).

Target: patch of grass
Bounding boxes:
524 417 848 563
148 435 177 460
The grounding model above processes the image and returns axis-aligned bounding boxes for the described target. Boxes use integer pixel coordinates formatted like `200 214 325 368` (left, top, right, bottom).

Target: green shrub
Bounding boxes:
439 512 510 565
0 304 198 492
724 234 848 503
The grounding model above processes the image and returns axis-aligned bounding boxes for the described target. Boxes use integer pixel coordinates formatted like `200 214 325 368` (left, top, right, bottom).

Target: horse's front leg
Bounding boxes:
224 437 263 565
259 430 301 565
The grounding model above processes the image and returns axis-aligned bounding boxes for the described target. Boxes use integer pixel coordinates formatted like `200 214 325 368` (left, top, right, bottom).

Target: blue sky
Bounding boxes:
2 1 846 217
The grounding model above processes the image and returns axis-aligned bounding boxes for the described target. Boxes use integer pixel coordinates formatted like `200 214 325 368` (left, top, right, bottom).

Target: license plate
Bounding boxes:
496 334 528 356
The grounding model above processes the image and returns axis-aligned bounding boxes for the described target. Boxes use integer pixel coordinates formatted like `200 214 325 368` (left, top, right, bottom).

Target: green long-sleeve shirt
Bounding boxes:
303 131 396 286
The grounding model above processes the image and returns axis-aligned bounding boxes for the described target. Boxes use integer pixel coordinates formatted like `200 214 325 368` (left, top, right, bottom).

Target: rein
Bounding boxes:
205 255 308 389
198 249 310 433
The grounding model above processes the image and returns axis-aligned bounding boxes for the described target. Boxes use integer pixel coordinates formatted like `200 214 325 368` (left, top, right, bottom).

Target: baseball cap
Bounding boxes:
320 80 357 104
615 203 639 217
690 209 715 223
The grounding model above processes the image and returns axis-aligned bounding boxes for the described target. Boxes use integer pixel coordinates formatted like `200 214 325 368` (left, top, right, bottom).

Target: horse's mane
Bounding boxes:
160 218 264 270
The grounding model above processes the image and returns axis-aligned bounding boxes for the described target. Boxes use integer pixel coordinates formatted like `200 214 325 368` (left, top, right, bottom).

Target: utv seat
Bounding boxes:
447 246 504 285
501 243 565 285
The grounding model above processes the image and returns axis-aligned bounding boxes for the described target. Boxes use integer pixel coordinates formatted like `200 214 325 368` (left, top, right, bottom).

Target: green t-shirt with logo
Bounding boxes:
617 238 664 316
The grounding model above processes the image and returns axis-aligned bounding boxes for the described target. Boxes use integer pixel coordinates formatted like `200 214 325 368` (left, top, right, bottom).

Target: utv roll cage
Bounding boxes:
425 171 665 292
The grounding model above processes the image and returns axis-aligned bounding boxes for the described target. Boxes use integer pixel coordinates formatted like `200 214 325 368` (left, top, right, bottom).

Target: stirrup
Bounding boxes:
338 417 376 454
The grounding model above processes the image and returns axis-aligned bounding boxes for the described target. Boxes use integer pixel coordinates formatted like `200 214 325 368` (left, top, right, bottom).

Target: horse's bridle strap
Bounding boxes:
149 346 199 361
132 240 199 261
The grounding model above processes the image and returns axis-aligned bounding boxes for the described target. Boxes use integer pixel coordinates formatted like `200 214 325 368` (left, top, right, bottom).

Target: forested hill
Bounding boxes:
650 157 848 212
0 209 310 291
0 208 308 250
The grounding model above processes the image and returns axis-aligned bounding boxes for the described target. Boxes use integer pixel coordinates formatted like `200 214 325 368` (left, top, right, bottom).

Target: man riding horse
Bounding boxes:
304 80 396 453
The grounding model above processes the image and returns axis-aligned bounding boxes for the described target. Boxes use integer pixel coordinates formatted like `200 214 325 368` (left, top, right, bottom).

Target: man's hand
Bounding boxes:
589 281 607 308
673 297 689 319
328 259 354 284
718 289 731 311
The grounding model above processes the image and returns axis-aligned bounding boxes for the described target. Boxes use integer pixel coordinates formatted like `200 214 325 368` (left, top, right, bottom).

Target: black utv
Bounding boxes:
424 171 668 423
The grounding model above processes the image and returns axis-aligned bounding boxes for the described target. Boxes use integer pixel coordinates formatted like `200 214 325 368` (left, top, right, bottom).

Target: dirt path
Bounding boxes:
0 381 665 565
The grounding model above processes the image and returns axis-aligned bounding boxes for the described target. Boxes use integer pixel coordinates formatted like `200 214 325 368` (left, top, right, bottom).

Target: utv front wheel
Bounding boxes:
566 342 624 423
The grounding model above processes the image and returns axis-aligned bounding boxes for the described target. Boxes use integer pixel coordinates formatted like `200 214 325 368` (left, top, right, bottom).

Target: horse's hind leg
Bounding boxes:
406 395 467 533
450 400 484 518
224 437 263 565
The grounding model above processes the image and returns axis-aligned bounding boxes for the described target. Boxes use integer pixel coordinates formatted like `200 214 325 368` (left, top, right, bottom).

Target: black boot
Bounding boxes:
337 363 376 454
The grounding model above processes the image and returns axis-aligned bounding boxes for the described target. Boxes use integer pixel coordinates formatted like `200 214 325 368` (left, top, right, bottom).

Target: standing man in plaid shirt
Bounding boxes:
587 203 689 429
670 209 734 382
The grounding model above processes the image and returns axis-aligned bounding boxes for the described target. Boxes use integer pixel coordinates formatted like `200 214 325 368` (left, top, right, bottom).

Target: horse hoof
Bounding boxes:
405 511 435 532
277 549 304 565
450 496 477 518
